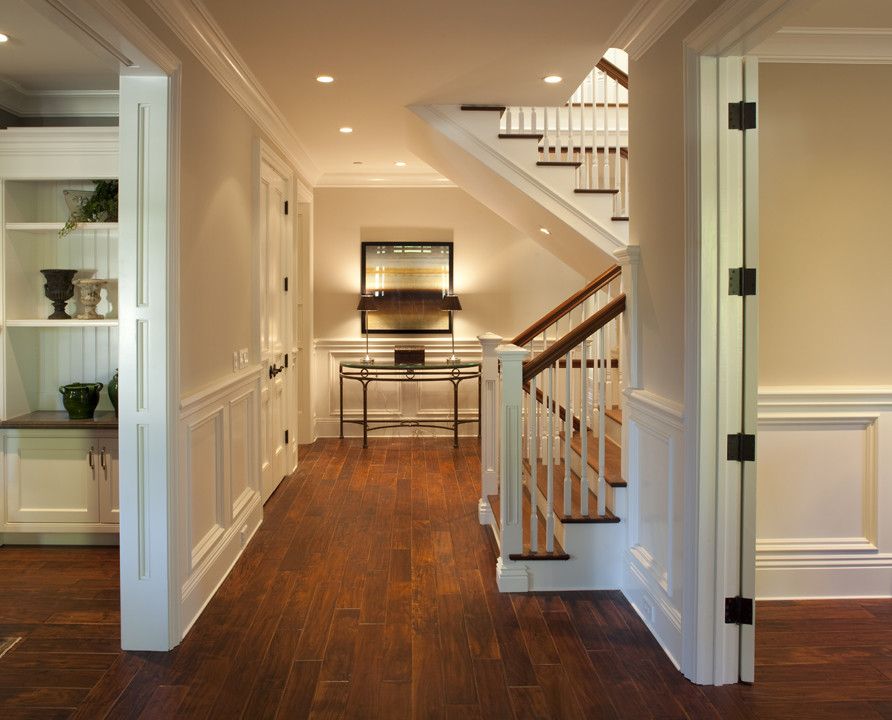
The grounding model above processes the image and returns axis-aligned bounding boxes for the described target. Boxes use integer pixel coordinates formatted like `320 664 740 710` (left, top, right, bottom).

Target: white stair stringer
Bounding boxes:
485 486 627 591
408 104 628 268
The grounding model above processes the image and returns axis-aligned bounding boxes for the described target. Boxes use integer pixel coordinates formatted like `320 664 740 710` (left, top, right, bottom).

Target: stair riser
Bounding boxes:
526 412 621 460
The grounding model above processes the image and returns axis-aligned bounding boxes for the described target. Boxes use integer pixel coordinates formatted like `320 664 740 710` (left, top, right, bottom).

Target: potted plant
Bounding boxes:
60 179 119 238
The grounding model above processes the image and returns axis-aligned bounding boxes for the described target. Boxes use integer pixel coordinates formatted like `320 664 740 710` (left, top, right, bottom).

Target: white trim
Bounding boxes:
0 81 119 118
316 172 455 188
145 0 319 185
609 0 698 60
685 0 814 56
0 127 118 158
754 27 892 64
758 386 892 411
180 365 263 415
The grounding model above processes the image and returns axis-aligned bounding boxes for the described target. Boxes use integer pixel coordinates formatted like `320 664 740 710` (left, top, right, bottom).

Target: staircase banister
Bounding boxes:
512 264 622 347
596 58 628 89
522 293 626 382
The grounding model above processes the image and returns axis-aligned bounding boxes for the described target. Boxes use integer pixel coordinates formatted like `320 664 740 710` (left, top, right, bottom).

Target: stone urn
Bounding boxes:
74 278 108 320
108 369 118 418
59 382 104 420
40 269 77 320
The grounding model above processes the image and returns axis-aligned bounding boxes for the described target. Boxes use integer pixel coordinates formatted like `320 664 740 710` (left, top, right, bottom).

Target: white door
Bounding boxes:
259 159 290 503
715 55 759 684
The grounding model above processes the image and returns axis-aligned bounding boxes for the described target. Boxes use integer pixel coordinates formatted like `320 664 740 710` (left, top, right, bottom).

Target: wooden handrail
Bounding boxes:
522 294 625 382
512 264 621 348
597 58 628 89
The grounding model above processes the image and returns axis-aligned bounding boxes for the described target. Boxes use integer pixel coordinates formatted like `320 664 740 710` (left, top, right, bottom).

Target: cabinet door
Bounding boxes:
99 440 119 525
5 436 99 524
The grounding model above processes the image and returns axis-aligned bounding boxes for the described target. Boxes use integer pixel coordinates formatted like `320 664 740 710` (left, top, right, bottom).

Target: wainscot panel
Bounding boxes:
622 389 684 668
178 367 263 637
756 387 892 599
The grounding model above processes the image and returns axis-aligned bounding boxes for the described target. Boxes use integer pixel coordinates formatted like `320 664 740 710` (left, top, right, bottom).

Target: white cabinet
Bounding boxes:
2 430 119 534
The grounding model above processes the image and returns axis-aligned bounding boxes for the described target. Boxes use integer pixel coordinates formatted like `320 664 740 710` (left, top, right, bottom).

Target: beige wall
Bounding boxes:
628 0 723 405
759 63 892 386
125 0 291 396
313 187 590 341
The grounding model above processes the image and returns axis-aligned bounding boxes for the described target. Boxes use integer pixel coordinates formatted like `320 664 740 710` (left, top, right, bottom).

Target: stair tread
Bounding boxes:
606 406 623 425
536 160 582 167
574 188 620 194
612 216 630 221
460 104 506 112
561 429 626 487
499 133 544 139
489 491 570 560
523 459 620 524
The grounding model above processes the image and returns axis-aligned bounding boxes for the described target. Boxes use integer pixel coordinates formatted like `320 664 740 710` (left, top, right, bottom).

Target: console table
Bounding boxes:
339 360 481 448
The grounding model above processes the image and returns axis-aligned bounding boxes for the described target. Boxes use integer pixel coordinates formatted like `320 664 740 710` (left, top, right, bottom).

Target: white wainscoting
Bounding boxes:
177 367 263 636
622 389 685 668
314 338 482 439
756 387 892 599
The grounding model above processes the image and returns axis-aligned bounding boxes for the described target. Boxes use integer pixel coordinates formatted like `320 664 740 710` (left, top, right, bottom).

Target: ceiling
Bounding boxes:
782 0 892 27
0 0 118 94
205 0 637 184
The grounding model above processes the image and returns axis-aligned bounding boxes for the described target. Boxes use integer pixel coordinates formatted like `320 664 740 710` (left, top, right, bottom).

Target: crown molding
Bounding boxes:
315 172 455 188
0 126 119 156
145 0 320 186
609 0 697 60
754 27 892 64
0 79 119 118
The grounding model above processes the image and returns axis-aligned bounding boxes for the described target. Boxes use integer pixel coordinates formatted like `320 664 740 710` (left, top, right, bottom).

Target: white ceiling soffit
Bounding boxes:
0 80 118 117
754 27 892 63
316 172 455 188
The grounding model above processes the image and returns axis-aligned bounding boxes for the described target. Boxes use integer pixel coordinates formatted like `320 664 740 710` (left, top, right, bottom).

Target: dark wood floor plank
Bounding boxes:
2 439 892 720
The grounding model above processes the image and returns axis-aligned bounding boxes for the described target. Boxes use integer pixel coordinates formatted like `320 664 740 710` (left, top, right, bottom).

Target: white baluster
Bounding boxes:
564 351 572 515
597 328 607 517
477 333 503 525
529 374 538 553
602 72 610 191
546 365 555 552
615 82 621 194
580 338 589 516
543 106 551 161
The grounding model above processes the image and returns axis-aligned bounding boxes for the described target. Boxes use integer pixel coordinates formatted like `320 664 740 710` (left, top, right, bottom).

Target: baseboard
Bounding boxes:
622 547 683 668
179 492 262 638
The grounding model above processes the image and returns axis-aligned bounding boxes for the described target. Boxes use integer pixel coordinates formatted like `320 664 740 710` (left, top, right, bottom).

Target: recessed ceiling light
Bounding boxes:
394 161 407 167
0 33 9 43
543 75 562 84
370 178 385 182
316 75 334 83
353 161 363 165
539 227 551 235
339 127 353 134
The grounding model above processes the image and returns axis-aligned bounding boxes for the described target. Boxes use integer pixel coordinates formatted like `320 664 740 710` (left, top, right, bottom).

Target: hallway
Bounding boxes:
1 437 891 718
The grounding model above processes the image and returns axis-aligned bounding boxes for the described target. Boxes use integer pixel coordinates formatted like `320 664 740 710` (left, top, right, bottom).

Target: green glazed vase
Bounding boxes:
59 382 104 420
108 370 118 418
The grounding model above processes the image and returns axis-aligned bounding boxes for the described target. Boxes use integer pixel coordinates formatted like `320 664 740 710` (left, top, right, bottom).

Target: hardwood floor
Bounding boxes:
0 437 891 719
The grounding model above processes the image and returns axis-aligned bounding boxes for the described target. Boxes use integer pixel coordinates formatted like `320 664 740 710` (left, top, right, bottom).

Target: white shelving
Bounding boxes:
5 222 119 232
5 319 119 328
3 175 120 419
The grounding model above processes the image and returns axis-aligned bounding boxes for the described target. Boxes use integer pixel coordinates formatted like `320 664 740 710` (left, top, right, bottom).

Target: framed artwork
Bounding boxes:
361 241 453 334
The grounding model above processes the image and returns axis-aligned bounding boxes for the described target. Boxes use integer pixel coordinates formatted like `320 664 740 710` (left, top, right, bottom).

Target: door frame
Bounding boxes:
254 139 296 498
680 0 809 685
55 0 183 650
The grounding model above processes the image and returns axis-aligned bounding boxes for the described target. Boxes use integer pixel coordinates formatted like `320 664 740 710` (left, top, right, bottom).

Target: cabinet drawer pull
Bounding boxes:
89 446 95 470
100 447 107 471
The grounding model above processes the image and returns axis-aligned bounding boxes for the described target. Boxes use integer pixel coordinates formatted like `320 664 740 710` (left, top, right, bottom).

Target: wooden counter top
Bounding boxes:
0 411 118 430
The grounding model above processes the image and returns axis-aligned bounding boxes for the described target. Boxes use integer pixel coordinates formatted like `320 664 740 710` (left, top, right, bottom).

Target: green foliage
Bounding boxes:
59 180 119 238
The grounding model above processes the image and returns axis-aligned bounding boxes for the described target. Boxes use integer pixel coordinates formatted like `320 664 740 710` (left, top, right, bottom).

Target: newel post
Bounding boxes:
614 245 640 486
477 333 503 525
496 343 530 592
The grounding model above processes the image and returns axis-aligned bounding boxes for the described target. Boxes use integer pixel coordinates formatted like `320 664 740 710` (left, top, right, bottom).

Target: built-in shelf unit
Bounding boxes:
0 128 121 541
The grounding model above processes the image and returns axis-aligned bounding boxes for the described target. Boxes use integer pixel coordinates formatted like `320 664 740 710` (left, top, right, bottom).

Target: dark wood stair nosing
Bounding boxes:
536 160 583 168
498 133 544 140
460 104 506 112
612 216 630 222
574 188 620 194
488 493 571 561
